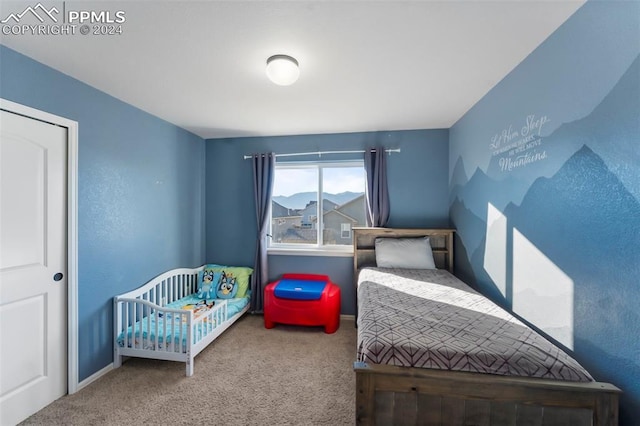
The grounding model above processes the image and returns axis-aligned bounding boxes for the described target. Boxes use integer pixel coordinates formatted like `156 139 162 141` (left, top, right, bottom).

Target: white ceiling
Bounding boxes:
0 1 585 139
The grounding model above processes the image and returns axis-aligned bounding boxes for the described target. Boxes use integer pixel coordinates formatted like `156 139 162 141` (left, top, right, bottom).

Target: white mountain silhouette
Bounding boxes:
1 3 59 24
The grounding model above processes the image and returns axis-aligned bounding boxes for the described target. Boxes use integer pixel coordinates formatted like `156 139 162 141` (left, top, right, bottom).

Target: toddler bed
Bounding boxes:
113 264 252 376
352 227 620 426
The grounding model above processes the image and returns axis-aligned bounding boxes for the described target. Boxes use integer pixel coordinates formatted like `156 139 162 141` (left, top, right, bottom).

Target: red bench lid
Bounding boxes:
274 279 327 300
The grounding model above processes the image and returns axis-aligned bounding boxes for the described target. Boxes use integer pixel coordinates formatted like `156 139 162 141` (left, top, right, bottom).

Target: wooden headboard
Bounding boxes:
352 227 455 276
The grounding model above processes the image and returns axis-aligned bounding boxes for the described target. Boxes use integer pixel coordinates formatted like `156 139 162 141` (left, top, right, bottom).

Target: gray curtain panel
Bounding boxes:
250 153 275 312
364 147 390 227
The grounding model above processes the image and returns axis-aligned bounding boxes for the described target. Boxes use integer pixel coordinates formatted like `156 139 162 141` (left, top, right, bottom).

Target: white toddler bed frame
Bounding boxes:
113 265 249 376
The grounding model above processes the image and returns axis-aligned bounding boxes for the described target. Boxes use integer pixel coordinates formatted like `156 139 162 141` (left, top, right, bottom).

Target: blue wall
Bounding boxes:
449 2 640 422
0 46 206 381
205 129 450 314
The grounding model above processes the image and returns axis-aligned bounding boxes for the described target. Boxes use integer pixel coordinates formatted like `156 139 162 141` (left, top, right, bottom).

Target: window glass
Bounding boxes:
341 223 351 239
271 167 318 244
321 166 365 246
270 162 365 249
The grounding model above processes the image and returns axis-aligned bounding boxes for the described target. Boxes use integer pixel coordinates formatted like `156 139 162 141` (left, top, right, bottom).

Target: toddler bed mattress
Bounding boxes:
116 294 249 352
357 267 593 382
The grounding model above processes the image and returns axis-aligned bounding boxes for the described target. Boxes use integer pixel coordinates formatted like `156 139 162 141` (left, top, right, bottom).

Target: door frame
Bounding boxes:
1 98 79 394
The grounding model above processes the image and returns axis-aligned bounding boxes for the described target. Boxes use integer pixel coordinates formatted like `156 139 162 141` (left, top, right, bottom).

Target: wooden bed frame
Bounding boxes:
352 227 620 426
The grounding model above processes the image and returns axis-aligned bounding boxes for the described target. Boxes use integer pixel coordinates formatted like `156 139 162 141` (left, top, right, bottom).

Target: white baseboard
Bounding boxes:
340 314 355 321
76 363 113 392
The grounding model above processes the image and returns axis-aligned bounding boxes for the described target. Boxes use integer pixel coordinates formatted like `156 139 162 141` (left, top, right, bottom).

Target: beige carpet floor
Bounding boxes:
21 315 357 426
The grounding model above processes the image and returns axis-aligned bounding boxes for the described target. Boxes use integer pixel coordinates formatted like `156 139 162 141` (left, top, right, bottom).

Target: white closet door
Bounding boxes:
0 110 68 425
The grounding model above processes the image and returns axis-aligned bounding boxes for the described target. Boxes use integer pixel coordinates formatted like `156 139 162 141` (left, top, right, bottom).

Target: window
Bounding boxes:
270 161 366 251
341 223 351 239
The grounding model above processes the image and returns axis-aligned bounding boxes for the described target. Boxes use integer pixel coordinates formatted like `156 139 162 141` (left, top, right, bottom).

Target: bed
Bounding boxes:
352 227 620 425
113 264 251 376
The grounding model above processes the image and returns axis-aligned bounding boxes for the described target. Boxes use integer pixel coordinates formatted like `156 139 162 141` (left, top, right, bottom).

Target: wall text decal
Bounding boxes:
490 114 550 172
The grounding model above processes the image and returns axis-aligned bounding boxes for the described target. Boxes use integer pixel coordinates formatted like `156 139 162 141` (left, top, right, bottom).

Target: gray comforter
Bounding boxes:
356 267 593 382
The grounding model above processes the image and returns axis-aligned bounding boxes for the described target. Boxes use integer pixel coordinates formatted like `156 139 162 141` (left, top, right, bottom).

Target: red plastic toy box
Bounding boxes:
264 273 341 334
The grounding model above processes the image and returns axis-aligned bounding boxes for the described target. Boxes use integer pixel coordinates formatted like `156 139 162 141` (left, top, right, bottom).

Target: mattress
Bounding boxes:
356 267 593 382
117 295 249 352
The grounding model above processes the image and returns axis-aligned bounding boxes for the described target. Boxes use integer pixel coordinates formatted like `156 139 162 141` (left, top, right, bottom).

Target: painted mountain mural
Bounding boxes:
450 165 529 222
448 197 486 288
452 54 640 267
450 156 468 191
457 144 640 419
503 144 640 320
450 51 640 423
506 144 640 277
485 54 640 204
502 145 640 406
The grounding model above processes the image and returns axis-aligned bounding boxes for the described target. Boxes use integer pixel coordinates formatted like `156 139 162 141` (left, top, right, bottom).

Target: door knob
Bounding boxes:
53 273 64 281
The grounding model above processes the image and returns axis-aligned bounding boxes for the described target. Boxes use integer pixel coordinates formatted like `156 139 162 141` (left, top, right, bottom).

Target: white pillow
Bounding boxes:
375 237 436 269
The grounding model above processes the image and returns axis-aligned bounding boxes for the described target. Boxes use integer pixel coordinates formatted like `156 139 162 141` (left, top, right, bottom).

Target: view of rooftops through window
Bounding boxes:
271 164 366 246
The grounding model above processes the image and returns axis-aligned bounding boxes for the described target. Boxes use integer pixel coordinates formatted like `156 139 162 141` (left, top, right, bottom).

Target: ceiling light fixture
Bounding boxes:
266 54 300 86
